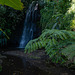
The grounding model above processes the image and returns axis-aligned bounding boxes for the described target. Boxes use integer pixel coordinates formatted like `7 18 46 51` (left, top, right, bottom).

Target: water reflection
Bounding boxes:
1 55 50 75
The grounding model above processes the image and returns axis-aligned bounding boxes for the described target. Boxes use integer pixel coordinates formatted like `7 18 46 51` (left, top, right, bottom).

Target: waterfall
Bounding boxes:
19 1 40 48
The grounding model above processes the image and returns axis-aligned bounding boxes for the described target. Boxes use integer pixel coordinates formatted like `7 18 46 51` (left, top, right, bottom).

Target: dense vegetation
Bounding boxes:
25 0 75 67
0 0 37 47
25 29 75 65
40 0 75 30
0 0 75 71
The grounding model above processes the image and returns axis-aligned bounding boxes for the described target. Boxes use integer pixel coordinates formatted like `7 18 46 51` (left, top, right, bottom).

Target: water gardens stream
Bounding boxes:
0 1 75 75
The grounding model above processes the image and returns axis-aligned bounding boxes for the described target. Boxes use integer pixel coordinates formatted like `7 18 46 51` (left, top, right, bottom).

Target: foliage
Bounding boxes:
0 0 34 47
62 44 75 63
67 0 75 13
0 28 9 39
0 0 24 47
62 0 75 30
61 12 75 30
70 19 75 31
0 5 13 46
25 29 75 64
40 0 75 30
0 0 24 10
0 28 9 46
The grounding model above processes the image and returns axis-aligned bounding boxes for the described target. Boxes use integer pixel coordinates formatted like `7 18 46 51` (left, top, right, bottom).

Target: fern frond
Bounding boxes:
24 29 75 64
62 44 75 63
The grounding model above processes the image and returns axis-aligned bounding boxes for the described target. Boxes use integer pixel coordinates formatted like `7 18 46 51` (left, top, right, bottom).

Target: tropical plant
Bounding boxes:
62 0 75 30
40 0 73 30
0 28 9 39
0 0 24 46
70 19 75 31
0 0 37 47
0 28 9 46
62 44 75 64
25 29 75 64
0 0 24 10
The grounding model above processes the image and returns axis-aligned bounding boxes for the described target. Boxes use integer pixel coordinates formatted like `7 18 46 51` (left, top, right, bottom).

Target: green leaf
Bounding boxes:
24 29 75 64
0 0 24 10
0 28 9 39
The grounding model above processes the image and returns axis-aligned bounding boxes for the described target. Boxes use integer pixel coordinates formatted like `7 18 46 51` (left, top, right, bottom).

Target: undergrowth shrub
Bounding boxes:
25 29 75 65
40 0 75 30
0 0 38 46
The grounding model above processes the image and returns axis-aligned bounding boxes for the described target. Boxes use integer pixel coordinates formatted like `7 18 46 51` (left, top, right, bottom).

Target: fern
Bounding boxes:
62 44 75 63
25 29 75 64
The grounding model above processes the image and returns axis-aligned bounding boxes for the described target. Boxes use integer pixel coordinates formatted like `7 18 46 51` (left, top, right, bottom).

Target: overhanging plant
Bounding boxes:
0 0 24 10
24 29 75 65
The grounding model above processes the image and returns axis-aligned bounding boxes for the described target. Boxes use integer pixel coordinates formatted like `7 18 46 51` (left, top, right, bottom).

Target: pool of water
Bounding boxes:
0 55 50 75
0 49 75 75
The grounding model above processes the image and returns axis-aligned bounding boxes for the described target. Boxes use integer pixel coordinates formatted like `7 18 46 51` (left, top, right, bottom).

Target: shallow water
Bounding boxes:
0 55 50 75
0 49 75 75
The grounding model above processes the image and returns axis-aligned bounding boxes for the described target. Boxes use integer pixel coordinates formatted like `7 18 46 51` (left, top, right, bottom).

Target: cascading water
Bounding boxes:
19 1 40 48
